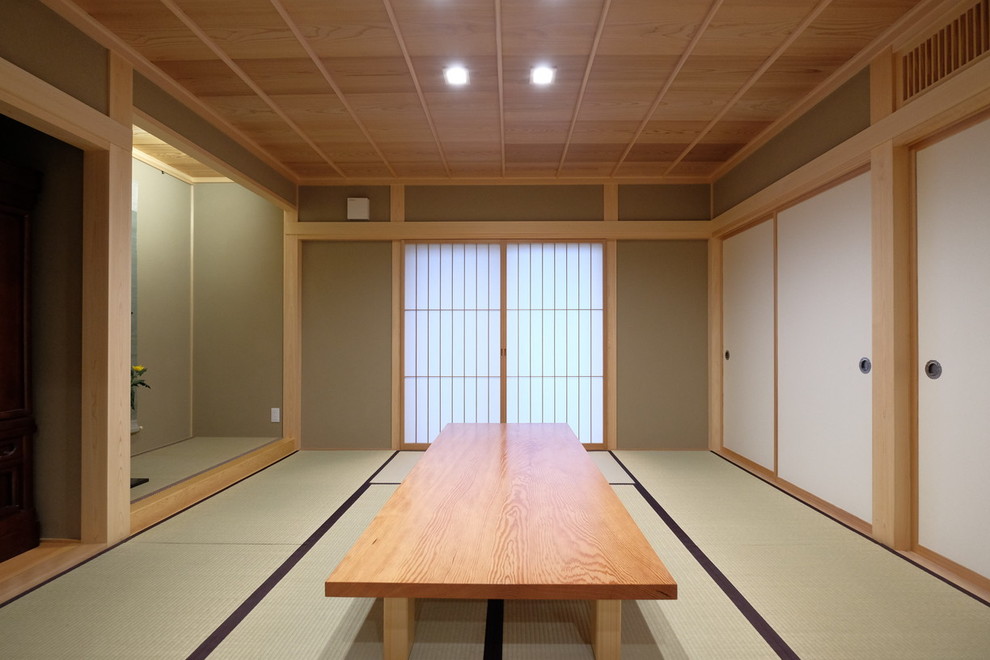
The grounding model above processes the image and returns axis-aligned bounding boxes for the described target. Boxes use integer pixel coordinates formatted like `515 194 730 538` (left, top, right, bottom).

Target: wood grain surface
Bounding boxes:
326 423 676 600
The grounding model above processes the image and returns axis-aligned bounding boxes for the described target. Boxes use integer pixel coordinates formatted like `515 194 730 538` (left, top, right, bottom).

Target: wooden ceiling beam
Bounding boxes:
495 0 506 177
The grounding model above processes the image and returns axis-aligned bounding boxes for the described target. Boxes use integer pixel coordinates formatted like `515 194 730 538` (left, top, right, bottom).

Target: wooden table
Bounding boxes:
325 423 676 659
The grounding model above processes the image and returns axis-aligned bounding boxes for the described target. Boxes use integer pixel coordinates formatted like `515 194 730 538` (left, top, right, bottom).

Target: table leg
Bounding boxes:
383 597 415 660
591 599 621 659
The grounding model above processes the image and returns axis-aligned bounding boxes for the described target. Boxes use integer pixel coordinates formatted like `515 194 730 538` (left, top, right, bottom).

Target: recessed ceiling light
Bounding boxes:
444 66 469 86
530 65 555 86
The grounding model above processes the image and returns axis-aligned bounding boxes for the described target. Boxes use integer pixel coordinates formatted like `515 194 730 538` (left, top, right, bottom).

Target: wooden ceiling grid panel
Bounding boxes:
56 0 936 183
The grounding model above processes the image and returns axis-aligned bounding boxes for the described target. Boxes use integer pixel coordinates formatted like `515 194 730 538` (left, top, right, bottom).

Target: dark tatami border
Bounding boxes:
609 451 800 660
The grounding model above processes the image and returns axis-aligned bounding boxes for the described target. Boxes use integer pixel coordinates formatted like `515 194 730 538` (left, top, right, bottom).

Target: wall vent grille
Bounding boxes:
902 0 989 102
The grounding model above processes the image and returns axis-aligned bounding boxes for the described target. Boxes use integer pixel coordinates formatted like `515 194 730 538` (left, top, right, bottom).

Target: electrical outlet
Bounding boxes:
271 407 281 423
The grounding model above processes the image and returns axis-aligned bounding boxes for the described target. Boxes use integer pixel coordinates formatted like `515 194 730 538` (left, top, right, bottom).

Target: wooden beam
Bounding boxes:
390 184 405 223
392 242 402 450
871 47 897 124
288 220 712 241
603 183 619 222
0 56 130 151
282 212 302 449
871 140 913 550
708 237 723 451
80 145 132 545
605 240 617 449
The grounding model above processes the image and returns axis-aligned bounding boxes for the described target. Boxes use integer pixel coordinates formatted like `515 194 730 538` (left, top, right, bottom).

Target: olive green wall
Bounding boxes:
301 242 392 449
192 184 283 437
0 0 108 114
131 159 193 455
298 186 391 222
1 113 83 539
618 184 711 220
714 69 871 216
406 185 604 221
616 241 709 449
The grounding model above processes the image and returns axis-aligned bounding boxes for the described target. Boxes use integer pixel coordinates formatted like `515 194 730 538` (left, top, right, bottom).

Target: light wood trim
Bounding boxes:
299 175 712 186
131 148 198 185
130 437 296 534
108 51 132 126
0 56 131 151
81 146 132 545
666 0 835 175
871 141 914 550
605 240 617 449
906 547 990 601
327 424 676 600
134 110 296 211
0 540 106 604
383 597 415 660
390 185 405 223
392 242 402 450
37 0 298 183
717 449 873 537
592 600 621 660
283 216 302 449
289 220 712 242
871 47 897 124
603 184 619 222
711 54 990 236
707 237 723 451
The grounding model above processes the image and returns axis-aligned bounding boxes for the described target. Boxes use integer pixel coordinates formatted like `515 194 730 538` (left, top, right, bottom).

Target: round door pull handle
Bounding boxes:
925 360 942 380
724 350 730 361
859 357 872 374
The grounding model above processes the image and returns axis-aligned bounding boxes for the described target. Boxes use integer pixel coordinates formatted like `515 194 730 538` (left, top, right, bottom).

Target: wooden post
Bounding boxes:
591 599 621 659
708 237 723 451
871 140 913 550
383 597 415 660
282 211 302 449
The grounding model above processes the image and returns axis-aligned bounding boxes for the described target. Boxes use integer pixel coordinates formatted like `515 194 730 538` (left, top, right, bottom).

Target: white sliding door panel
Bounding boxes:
722 221 775 469
917 116 990 579
777 173 873 523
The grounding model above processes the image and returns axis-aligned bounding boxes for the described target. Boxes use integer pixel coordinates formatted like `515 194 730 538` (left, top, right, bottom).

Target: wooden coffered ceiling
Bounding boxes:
50 0 945 184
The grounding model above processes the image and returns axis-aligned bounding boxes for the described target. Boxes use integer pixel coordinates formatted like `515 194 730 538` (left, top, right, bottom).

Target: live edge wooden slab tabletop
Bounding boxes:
325 423 676 601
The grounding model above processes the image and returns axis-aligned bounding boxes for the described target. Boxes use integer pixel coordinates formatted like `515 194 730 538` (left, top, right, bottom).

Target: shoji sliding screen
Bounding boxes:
403 244 501 445
403 242 603 446
506 243 604 445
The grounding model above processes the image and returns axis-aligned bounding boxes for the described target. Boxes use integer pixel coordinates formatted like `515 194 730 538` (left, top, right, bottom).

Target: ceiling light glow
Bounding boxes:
444 66 469 86
530 65 555 85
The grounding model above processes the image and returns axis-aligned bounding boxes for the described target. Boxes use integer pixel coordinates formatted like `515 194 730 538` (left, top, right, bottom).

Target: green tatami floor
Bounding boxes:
0 449 987 659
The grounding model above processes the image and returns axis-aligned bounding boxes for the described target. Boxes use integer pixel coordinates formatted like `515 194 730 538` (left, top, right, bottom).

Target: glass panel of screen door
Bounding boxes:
506 243 603 444
403 242 603 445
404 244 501 444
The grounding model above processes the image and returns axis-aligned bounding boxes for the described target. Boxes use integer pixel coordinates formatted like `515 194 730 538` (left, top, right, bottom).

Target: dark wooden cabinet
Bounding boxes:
0 160 41 562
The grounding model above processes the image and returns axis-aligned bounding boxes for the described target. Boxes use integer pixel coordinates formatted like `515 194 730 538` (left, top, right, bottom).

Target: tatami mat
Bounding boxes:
588 450 634 484
615 451 990 659
370 450 423 484
134 450 391 546
130 436 279 501
0 542 290 658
